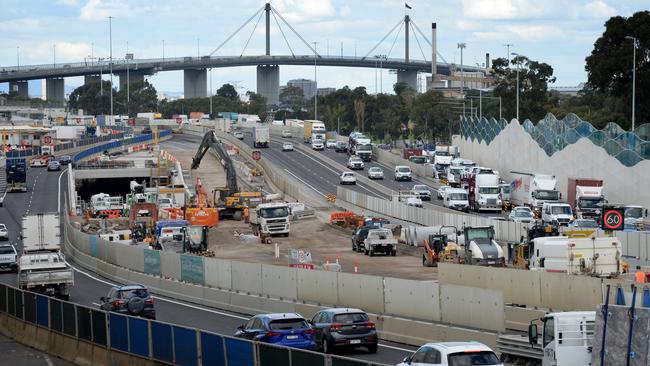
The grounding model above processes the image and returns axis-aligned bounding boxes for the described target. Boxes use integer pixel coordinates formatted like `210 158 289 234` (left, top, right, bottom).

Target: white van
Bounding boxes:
394 165 412 181
541 202 573 226
443 188 469 212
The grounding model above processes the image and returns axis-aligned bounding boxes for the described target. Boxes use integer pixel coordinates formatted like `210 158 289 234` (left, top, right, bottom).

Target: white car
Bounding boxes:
397 342 502 366
410 184 432 200
326 139 337 148
406 196 423 208
339 171 357 185
281 130 292 138
437 185 451 200
509 206 535 223
282 142 294 151
367 167 384 179
157 198 174 209
347 156 364 170
0 224 8 241
394 165 412 181
312 139 325 150
233 131 244 139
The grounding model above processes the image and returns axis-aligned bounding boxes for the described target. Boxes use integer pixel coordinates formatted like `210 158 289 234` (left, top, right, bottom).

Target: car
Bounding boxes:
281 130 293 138
410 184 432 200
351 226 375 252
233 131 244 140
282 142 294 151
310 308 378 354
57 155 72 165
340 171 357 185
347 156 364 170
141 127 152 134
99 285 156 319
312 139 325 150
326 139 338 148
509 206 535 223
367 167 384 180
0 244 18 272
47 160 61 171
436 185 451 200
569 218 599 229
406 196 423 208
397 342 502 366
394 165 412 181
334 141 348 153
235 313 317 350
0 224 8 241
157 198 174 209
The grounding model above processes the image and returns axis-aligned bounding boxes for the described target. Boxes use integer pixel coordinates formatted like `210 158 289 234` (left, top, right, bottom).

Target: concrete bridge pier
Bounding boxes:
256 65 279 106
9 81 29 98
397 70 418 91
45 78 65 102
183 69 207 98
116 70 146 90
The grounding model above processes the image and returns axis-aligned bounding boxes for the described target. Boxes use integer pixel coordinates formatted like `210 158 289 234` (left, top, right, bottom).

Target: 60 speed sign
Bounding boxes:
601 207 624 230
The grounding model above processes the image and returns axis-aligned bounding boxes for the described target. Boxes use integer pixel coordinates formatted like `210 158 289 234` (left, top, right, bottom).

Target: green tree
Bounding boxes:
409 90 455 142
216 83 238 100
68 80 114 115
279 85 305 112
115 80 158 116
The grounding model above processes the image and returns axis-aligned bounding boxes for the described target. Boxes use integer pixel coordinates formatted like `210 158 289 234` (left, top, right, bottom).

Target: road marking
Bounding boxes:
283 169 326 198
43 355 55 366
378 343 415 352
57 168 68 213
92 302 101 307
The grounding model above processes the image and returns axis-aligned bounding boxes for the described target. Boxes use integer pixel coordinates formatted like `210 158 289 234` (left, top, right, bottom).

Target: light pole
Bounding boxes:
511 52 520 121
503 44 513 65
209 68 213 117
109 16 114 119
457 43 466 96
126 41 130 106
312 41 319 120
625 36 637 131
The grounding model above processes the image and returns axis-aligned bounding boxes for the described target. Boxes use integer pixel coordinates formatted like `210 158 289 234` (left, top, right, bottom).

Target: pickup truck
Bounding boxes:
363 228 397 257
0 244 18 272
19 251 73 300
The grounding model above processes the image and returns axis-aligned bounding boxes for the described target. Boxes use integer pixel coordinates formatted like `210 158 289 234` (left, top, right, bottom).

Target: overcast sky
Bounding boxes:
0 0 645 96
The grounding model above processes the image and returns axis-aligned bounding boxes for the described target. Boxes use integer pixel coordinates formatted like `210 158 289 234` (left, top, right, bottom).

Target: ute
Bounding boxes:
6 158 27 193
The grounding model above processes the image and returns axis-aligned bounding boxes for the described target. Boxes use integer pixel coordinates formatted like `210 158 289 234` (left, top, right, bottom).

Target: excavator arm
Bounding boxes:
191 131 238 197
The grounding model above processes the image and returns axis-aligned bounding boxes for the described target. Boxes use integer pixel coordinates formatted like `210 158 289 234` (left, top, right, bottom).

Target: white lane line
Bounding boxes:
57 168 68 213
378 343 415 352
43 355 55 366
92 302 101 307
283 169 326 198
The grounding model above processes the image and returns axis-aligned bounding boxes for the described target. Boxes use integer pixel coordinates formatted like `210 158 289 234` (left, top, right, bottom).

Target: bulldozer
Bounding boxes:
191 131 263 220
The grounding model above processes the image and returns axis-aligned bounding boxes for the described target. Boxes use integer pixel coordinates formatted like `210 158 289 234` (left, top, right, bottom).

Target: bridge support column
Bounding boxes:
9 81 29 99
116 70 145 90
45 78 65 102
183 69 207 98
397 70 418 91
84 75 101 85
256 65 279 106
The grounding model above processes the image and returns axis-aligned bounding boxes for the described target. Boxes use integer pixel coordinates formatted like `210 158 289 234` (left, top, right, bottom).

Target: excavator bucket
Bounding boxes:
186 207 219 227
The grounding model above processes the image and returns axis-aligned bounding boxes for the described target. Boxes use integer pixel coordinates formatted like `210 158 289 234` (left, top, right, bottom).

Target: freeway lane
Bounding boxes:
0 141 416 365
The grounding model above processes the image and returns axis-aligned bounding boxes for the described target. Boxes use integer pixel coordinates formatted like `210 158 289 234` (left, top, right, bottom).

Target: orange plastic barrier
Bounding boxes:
329 211 354 224
186 207 219 227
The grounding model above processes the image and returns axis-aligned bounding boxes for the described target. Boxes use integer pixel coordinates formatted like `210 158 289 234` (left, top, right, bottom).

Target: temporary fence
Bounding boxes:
72 130 172 162
0 283 387 366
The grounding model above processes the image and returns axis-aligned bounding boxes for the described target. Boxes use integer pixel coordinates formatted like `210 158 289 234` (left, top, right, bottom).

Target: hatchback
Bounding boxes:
281 130 292 138
47 160 61 171
234 131 244 139
235 313 317 350
398 342 502 366
340 171 357 185
282 142 294 151
310 308 377 354
334 141 348 153
58 155 72 165
99 285 156 319
367 167 384 180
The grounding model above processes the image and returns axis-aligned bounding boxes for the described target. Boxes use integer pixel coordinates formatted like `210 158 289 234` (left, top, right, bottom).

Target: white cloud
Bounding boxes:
79 0 144 20
583 0 617 17
57 0 79 5
271 0 336 23
460 0 549 20
456 20 479 31
29 42 92 62
0 18 42 32
504 24 564 42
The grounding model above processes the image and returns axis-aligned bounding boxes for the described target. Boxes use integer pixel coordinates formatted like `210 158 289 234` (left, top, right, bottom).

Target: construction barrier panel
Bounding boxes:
440 284 505 332
151 322 174 363
231 261 263 295
384 278 441 322
173 326 198 366
128 317 150 357
180 254 205 285
261 264 298 300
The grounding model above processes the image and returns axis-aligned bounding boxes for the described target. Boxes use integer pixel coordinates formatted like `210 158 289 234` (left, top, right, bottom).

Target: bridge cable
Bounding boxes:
272 10 295 58
410 23 427 62
362 18 403 60
386 21 404 59
240 10 265 57
271 7 321 57
410 20 448 64
209 4 265 56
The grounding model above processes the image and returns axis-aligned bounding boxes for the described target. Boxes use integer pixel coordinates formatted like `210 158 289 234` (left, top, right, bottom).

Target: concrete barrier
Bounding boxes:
384 278 440 322
296 269 339 306
440 284 505 332
231 261 263 295
337 272 385 314
261 264 297 300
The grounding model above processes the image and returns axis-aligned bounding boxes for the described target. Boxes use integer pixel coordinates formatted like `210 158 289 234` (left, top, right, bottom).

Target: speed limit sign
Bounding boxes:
601 207 624 231
252 150 261 161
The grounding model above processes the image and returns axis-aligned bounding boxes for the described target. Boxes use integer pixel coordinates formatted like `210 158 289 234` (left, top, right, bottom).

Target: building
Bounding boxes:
0 125 54 148
317 88 336 97
287 79 317 100
550 83 585 96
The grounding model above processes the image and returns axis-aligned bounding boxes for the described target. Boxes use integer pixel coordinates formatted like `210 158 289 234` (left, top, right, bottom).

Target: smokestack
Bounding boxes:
485 53 490 69
431 23 437 77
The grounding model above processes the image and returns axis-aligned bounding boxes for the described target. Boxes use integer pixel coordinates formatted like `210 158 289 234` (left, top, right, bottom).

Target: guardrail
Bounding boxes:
72 131 172 162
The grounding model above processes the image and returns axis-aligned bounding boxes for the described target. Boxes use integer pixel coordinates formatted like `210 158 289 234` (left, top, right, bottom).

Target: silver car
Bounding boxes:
410 184 432 200
509 206 535 223
367 167 384 179
281 130 292 138
282 142 294 151
0 224 8 241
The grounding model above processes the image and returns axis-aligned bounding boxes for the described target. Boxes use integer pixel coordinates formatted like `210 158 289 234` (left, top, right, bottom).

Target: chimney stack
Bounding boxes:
431 23 437 77
485 53 490 69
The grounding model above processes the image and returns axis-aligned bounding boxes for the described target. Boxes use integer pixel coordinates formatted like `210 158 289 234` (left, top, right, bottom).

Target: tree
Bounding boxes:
585 11 650 128
115 80 158 116
216 83 238 100
409 90 455 142
353 99 366 132
279 85 305 111
490 56 556 121
324 104 345 132
245 91 267 121
68 80 114 115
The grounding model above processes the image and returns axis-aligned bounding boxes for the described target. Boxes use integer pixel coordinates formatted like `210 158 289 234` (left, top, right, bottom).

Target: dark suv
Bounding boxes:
99 285 156 319
351 226 375 253
310 308 377 354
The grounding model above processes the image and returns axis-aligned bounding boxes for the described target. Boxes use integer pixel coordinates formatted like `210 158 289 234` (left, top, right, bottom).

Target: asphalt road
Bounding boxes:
0 145 417 365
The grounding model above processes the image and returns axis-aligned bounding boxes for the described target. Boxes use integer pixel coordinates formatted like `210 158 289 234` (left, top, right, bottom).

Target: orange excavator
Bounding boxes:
185 177 219 227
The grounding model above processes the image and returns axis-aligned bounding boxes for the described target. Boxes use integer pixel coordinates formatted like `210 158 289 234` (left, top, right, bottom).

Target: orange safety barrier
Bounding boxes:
96 209 122 219
186 207 219 227
163 207 184 220
329 211 355 224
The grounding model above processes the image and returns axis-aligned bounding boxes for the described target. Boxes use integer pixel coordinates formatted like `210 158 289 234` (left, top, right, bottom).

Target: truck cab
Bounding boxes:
250 202 290 237
354 141 373 161
574 186 605 220
469 170 502 212
528 312 595 366
624 205 647 229
459 226 505 266
541 202 573 226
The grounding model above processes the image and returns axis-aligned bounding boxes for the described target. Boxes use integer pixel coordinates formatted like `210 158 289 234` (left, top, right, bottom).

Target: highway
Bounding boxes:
0 142 417 365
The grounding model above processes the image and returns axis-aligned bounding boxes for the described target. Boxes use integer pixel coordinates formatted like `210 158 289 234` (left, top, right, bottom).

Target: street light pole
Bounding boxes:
312 41 319 120
511 52 520 121
457 43 466 96
109 16 114 119
625 36 637 131
209 68 213 117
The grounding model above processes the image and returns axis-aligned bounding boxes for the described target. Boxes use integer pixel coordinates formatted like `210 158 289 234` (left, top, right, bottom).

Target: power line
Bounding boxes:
209 4 266 56
271 10 295 58
240 10 265 57
362 18 403 60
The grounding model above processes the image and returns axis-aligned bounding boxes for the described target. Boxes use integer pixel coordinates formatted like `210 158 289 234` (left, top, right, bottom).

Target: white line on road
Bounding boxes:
43 355 55 366
283 169 326 197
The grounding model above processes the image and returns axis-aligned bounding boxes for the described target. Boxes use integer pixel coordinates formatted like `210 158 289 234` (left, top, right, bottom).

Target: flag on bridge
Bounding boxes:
405 3 412 9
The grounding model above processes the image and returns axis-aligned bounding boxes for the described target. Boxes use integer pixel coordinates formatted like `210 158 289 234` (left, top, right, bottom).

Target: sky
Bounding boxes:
0 0 646 97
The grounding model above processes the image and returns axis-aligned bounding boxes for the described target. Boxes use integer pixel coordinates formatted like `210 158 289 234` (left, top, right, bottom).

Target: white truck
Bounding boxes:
19 213 73 300
541 202 574 226
250 202 291 238
469 169 502 212
352 139 372 161
252 124 270 148
433 145 453 176
363 228 397 256
457 226 506 266
510 172 561 213
529 236 622 277
303 120 326 143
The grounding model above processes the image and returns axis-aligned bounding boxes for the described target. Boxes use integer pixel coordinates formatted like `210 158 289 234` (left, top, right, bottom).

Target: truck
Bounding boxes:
457 226 506 266
510 172 561 213
351 139 372 161
433 145 453 177
19 213 73 300
363 228 397 256
0 244 18 272
303 120 326 143
468 168 502 212
252 124 270 148
528 236 622 277
623 205 647 230
443 188 470 212
250 202 291 239
567 178 605 220
6 158 28 193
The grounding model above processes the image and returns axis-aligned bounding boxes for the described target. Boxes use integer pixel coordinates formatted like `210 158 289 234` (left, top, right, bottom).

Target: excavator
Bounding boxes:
185 177 219 227
191 131 263 220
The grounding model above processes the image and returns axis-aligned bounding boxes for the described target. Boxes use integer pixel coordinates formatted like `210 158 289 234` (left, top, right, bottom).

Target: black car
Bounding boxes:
334 141 348 153
310 308 378 354
142 127 152 134
99 285 156 319
351 226 375 253
57 155 72 165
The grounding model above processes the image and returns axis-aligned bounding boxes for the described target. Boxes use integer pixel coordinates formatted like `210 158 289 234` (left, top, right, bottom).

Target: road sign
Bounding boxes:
288 248 312 264
326 194 336 203
252 150 261 161
43 136 52 144
601 207 624 231
289 263 315 270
